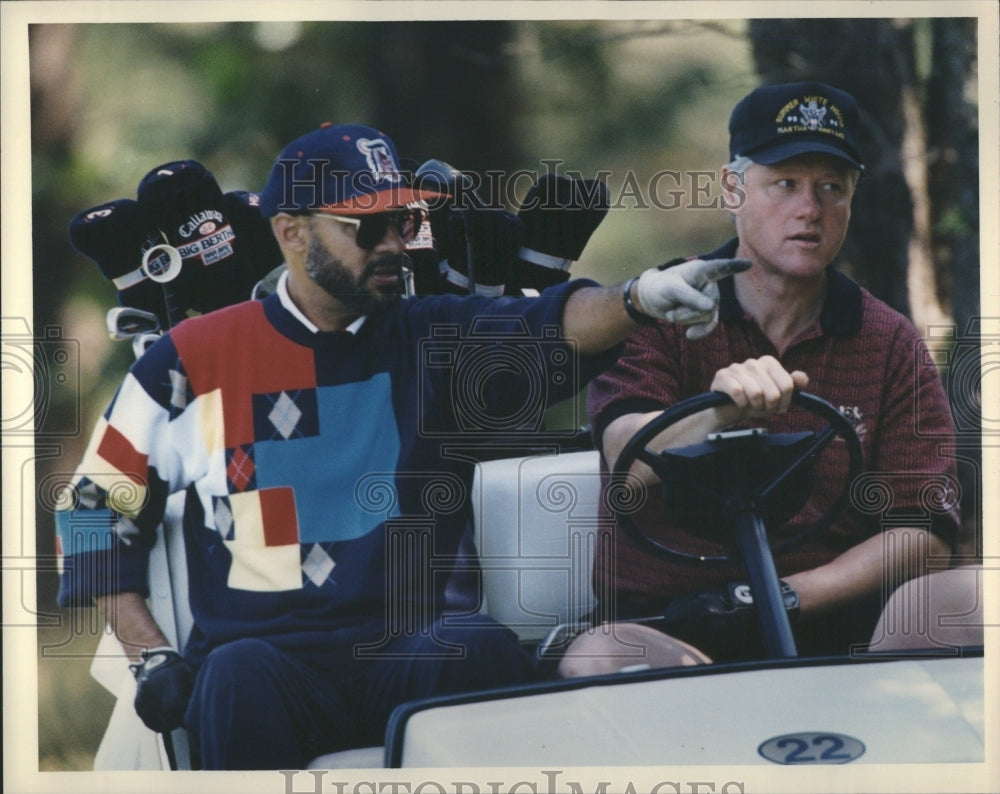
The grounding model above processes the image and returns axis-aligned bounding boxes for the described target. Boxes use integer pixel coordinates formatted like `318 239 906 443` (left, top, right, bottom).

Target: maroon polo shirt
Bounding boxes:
587 241 960 612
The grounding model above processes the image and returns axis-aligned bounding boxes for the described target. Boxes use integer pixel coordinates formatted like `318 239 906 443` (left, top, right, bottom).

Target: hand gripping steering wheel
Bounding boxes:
607 390 863 657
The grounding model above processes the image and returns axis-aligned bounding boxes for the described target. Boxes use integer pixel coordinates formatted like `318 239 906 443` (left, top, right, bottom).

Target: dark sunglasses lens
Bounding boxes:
357 210 425 248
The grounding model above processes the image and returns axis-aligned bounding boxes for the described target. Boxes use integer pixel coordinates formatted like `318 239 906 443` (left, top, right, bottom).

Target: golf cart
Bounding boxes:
87 387 985 771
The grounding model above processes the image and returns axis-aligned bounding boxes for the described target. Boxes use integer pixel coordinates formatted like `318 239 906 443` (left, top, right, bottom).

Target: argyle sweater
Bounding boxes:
56 280 614 664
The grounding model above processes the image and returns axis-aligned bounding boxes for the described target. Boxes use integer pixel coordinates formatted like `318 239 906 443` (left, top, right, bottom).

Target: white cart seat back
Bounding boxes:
472 450 604 642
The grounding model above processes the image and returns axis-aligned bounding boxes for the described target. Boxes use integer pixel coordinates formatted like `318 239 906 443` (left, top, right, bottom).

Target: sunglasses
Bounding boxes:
310 208 427 250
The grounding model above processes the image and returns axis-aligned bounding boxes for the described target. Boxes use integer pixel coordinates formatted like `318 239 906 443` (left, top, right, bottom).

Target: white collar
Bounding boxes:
276 269 367 335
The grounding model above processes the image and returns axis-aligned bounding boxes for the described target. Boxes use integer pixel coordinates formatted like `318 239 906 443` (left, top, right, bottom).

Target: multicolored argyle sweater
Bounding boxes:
56 280 613 664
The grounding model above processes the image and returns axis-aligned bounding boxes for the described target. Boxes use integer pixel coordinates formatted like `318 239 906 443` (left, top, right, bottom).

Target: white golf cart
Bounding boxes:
87 385 986 772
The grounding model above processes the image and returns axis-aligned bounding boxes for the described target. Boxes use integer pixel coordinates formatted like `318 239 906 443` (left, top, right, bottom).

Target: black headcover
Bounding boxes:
441 208 523 296
136 161 283 317
511 174 610 294
410 159 474 295
68 198 173 327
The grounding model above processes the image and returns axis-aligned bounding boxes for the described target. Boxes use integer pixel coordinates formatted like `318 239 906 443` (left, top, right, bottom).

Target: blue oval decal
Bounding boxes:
759 732 865 765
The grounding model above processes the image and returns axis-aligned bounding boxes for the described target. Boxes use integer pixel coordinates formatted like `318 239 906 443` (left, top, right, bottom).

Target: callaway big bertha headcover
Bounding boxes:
137 160 280 317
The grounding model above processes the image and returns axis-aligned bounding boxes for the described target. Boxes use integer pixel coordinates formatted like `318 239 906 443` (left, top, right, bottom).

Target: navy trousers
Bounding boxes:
184 615 534 769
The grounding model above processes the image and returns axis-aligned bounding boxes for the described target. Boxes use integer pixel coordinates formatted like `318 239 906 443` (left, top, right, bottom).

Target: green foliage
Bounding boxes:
37 627 116 771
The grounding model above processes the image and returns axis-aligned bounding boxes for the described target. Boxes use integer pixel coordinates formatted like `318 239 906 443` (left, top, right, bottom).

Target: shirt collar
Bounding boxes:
276 269 367 335
711 239 862 334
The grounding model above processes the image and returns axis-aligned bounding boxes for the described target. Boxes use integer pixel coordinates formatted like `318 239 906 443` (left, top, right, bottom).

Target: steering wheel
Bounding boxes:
608 390 863 565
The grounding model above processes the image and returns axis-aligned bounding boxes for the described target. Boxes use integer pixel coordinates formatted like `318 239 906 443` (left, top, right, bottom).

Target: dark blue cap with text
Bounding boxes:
729 82 864 170
260 123 445 217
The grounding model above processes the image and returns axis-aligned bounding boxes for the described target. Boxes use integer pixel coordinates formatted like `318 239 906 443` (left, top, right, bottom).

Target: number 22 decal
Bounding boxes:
759 732 866 765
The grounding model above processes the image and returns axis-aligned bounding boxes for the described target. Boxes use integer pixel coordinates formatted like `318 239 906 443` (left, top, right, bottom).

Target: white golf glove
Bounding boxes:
635 257 751 339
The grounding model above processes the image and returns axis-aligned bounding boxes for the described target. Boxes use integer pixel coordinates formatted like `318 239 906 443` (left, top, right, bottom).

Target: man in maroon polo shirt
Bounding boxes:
559 82 966 674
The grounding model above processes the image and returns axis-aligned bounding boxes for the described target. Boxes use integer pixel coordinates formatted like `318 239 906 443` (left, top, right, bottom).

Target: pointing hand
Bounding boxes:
635 258 751 339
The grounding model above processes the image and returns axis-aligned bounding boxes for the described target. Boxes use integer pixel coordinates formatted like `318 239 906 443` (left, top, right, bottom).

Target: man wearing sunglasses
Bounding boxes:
284 205 426 320
55 122 748 769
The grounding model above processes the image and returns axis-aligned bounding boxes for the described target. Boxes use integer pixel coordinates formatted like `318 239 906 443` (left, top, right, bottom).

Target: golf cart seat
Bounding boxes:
88 450 604 770
471 449 604 643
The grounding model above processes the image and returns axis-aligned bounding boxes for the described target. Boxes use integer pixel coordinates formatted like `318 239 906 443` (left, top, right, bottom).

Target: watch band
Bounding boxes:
623 276 655 325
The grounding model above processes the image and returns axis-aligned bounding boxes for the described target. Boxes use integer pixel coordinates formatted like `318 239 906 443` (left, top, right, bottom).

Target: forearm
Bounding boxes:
785 528 951 618
94 591 172 662
599 356 807 480
561 283 642 354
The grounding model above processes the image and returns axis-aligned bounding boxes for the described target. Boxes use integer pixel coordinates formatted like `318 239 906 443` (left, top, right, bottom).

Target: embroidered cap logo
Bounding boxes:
774 95 847 141
356 138 403 184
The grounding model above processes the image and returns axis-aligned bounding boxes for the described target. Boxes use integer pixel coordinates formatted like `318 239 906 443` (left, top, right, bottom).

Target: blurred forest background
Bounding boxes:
17 15 984 770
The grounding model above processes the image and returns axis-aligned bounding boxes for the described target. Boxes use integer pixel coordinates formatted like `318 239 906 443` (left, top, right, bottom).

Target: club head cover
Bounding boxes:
442 208 523 297
403 210 442 296
137 160 232 316
413 159 484 294
513 174 610 293
188 190 285 311
68 198 172 327
413 158 480 212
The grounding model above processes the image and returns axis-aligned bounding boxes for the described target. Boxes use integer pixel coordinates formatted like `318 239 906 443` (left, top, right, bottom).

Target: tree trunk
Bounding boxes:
747 18 915 318
747 17 981 555
368 22 521 188
926 18 980 332
29 24 84 610
925 18 981 555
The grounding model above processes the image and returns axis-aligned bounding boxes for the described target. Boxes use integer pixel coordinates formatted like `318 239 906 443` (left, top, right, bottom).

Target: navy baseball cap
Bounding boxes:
260 123 445 217
729 82 864 170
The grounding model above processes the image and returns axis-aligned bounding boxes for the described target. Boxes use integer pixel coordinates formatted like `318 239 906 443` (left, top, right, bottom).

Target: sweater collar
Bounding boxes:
276 269 367 335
